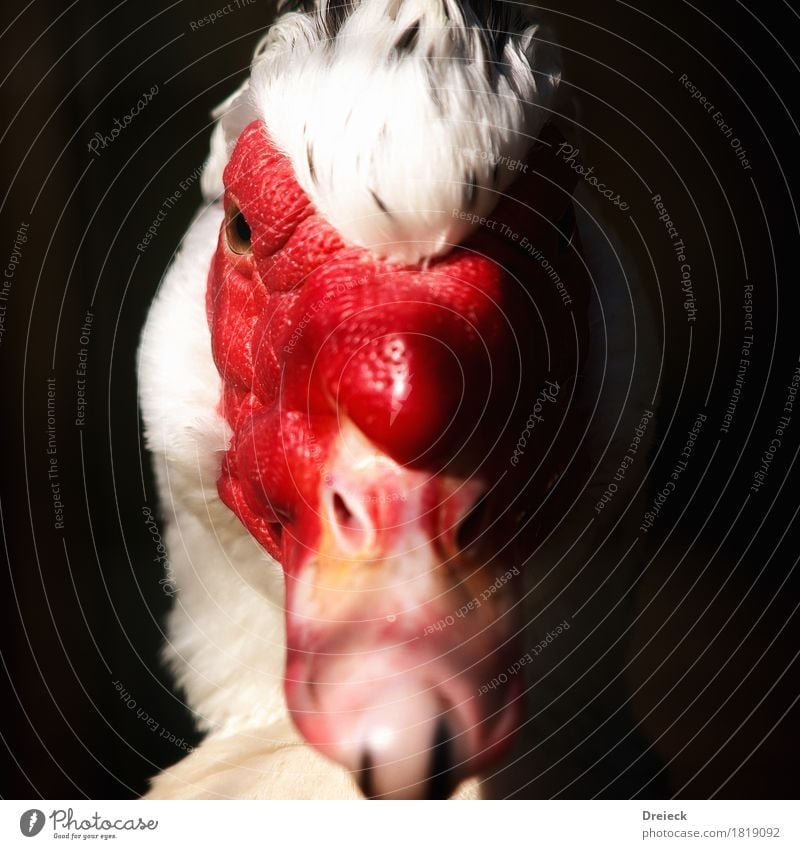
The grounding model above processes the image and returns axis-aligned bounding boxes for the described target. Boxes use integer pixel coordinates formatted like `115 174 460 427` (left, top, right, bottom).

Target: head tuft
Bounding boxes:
203 0 561 263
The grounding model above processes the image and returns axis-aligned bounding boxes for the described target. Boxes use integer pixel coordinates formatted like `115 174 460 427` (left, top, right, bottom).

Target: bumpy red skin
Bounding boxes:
209 120 590 576
206 121 592 790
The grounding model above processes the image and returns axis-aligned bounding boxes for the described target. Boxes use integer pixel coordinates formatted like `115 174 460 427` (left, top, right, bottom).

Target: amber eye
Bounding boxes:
226 202 252 254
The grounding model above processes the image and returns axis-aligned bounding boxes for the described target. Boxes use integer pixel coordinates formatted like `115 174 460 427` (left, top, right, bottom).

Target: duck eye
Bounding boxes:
226 202 252 254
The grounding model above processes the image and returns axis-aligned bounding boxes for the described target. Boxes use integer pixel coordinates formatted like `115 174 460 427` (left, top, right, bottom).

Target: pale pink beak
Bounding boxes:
283 425 523 799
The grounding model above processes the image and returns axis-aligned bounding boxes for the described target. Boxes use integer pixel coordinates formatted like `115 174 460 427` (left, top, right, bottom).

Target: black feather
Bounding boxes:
393 20 420 55
370 189 392 219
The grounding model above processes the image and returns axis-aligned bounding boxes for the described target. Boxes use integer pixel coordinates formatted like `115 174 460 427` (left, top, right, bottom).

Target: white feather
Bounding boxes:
139 0 659 796
138 203 288 736
204 0 560 262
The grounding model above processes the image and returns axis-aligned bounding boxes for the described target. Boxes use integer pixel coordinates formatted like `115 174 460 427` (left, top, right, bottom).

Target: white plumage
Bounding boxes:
139 0 658 799
203 0 560 262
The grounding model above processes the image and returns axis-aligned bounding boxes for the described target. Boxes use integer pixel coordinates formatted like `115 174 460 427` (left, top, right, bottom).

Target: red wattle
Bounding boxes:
210 119 591 564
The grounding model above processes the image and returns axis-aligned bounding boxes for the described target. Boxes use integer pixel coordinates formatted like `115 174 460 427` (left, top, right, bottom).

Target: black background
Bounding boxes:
1 0 798 799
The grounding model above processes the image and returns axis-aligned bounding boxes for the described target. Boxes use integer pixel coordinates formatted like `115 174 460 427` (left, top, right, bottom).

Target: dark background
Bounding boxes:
1 0 798 799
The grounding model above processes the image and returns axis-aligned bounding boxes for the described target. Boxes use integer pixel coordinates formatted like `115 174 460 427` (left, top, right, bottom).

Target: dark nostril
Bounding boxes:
332 492 355 528
327 488 371 552
455 493 488 551
428 715 458 800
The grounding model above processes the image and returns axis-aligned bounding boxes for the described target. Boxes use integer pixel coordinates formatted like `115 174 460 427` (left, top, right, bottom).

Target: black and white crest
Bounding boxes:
203 0 561 262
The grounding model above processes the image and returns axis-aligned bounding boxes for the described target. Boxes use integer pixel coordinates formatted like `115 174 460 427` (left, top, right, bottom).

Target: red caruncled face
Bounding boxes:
208 119 589 798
